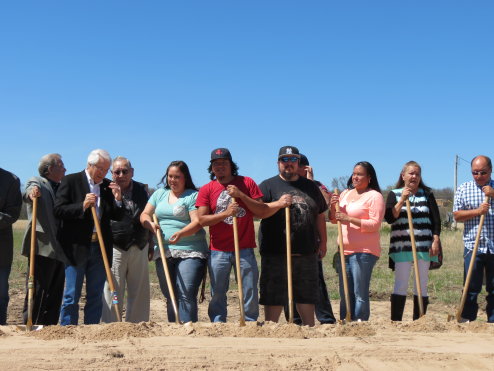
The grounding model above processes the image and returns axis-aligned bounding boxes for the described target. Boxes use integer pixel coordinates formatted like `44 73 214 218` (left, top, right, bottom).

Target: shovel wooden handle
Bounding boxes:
153 214 180 324
91 206 122 322
26 196 38 331
232 198 246 326
335 189 352 323
456 196 490 322
405 199 424 318
285 207 294 324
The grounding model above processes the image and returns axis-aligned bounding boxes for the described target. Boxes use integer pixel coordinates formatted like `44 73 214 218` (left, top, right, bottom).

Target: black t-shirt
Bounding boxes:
259 175 328 256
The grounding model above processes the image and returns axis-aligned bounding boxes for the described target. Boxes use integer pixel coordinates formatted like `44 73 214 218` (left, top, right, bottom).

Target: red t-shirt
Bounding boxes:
196 176 263 252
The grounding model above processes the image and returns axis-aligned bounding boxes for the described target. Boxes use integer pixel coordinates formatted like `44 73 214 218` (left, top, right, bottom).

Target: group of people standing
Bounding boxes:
0 148 493 326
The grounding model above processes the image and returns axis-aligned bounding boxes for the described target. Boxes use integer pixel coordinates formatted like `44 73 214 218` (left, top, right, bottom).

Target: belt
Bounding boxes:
91 232 98 242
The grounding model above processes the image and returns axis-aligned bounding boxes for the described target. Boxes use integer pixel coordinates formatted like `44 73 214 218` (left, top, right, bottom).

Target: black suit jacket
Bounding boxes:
54 170 123 266
0 168 22 268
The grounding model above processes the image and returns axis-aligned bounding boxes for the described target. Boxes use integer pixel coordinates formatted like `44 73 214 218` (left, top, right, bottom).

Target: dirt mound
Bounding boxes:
399 315 448 333
29 322 162 341
29 325 77 340
334 321 377 337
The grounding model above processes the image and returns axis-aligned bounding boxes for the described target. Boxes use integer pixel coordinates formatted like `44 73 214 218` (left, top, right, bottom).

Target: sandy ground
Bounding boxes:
2 291 494 370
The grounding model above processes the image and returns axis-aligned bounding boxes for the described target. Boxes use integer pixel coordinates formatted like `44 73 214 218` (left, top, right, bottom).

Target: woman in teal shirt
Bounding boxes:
141 161 208 322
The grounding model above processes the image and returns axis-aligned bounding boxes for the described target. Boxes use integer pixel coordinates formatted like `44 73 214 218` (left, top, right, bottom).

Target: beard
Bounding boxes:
281 170 297 181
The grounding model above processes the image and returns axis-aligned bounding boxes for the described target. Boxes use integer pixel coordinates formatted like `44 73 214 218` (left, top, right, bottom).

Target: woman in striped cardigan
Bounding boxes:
385 161 441 321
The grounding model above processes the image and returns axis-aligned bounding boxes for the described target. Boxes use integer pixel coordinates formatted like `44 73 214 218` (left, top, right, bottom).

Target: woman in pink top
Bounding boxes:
330 161 385 321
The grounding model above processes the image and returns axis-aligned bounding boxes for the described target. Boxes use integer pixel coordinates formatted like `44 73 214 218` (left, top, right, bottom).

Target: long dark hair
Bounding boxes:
394 161 431 193
158 161 197 190
207 160 239 180
346 161 381 193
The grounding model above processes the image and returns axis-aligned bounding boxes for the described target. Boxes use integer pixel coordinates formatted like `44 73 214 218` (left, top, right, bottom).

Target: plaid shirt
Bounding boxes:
453 179 494 253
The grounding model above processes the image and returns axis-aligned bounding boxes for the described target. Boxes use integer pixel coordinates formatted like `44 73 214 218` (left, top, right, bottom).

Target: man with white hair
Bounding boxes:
22 153 69 325
55 149 123 325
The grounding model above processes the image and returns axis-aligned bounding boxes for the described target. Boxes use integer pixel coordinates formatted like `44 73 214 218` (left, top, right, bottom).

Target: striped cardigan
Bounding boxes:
384 188 440 263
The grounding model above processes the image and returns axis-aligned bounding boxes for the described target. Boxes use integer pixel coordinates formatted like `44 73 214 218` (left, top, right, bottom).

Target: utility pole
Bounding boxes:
453 154 458 229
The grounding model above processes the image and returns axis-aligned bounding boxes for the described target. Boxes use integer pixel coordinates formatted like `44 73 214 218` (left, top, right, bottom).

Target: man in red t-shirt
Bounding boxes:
196 148 267 322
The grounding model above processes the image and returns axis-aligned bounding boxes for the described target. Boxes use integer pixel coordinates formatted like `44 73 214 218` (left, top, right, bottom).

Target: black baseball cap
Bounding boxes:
210 148 232 162
278 146 301 159
299 154 309 166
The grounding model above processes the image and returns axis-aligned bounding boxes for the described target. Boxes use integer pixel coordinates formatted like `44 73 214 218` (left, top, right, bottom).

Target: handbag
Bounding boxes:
429 240 443 270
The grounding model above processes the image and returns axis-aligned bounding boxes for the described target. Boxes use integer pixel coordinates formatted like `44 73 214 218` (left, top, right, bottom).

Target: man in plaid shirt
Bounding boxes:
453 155 494 322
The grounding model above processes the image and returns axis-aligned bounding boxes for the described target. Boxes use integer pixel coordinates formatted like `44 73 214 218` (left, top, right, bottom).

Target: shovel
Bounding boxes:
18 196 43 331
448 196 490 322
231 198 246 326
91 206 122 322
334 189 352 324
405 199 424 318
153 214 180 324
285 207 294 324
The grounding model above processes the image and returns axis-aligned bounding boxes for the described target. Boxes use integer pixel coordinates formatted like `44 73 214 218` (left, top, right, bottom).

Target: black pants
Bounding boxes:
23 255 65 326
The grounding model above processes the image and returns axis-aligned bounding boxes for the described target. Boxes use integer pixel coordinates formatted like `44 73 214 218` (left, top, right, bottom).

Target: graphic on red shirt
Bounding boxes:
196 176 263 252
214 190 246 225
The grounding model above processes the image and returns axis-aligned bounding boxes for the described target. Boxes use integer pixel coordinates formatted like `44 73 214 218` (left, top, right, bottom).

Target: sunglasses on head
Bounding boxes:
472 171 488 176
280 157 299 163
113 169 129 175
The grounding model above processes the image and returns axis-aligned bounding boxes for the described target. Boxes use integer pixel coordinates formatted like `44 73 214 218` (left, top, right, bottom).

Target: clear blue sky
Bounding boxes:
1 1 492 190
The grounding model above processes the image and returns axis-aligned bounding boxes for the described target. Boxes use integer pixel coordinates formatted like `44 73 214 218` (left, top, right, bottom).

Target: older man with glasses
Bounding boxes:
101 156 150 323
454 155 494 322
55 149 124 325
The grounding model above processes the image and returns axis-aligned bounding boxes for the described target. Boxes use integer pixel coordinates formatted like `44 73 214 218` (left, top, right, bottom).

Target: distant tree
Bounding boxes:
432 187 454 201
330 176 348 192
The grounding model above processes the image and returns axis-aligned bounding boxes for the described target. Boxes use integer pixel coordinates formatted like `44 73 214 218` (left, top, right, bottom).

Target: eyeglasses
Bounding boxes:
113 169 129 176
91 163 109 173
472 171 489 176
280 157 299 163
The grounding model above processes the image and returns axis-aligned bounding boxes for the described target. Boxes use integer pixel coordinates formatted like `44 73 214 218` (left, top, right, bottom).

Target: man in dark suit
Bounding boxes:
54 149 123 325
0 167 22 325
22 153 69 325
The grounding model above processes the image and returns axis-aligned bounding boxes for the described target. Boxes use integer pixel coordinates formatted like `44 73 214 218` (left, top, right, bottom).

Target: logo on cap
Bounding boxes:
216 149 222 155
286 148 293 154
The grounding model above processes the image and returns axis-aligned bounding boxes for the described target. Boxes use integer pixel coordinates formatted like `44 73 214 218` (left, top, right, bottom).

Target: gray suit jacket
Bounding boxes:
22 176 69 264
0 168 22 268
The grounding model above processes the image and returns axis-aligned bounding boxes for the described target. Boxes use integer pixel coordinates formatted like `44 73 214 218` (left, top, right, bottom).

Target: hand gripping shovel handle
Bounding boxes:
456 196 490 322
153 214 180 324
405 199 424 318
334 189 352 323
285 207 294 324
91 206 122 322
26 196 38 331
232 198 246 326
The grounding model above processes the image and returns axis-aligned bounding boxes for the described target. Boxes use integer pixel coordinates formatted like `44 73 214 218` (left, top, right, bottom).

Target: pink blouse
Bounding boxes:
332 189 385 257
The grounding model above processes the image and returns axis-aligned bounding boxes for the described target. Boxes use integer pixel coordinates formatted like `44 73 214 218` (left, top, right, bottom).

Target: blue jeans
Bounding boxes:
0 265 11 325
462 250 494 322
156 257 206 323
338 253 378 321
60 243 107 325
208 249 259 322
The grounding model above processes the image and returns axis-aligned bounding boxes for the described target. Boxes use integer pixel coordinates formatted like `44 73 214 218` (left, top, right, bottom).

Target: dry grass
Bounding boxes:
11 221 467 306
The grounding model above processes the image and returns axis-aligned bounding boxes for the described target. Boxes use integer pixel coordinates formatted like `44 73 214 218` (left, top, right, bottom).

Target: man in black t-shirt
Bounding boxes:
258 146 328 326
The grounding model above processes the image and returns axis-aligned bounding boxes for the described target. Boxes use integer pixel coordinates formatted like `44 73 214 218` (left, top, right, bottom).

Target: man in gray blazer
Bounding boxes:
22 153 69 325
0 167 22 325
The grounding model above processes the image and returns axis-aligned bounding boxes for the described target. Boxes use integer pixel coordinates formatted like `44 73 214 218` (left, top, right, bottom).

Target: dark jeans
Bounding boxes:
0 265 11 325
462 251 494 322
22 255 65 326
285 260 336 324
